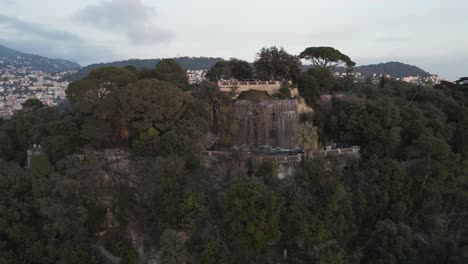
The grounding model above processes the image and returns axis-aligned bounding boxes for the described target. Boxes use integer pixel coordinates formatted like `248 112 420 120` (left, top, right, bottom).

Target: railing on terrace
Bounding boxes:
219 80 280 86
202 146 360 163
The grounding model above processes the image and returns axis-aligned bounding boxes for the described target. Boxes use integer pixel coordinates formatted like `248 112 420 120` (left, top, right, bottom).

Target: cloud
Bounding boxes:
0 0 16 6
74 0 172 45
0 14 82 42
0 13 115 65
375 36 411 43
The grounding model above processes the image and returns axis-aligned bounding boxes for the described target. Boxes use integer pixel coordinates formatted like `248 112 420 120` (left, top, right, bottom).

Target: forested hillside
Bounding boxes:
66 56 223 80
0 48 467 263
354 61 431 78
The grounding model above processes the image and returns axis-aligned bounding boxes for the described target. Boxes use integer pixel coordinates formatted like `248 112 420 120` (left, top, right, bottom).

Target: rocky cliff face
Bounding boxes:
217 99 299 148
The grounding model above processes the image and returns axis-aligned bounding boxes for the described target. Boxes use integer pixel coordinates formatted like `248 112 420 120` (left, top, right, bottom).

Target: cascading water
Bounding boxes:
231 99 299 148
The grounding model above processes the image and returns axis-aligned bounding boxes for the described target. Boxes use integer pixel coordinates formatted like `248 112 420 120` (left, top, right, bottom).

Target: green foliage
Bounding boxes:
206 58 253 81
297 73 320 106
1 47 468 263
312 76 468 264
154 59 189 90
104 231 138 264
178 191 206 231
296 122 318 160
153 159 186 224
41 117 82 162
119 79 186 133
29 154 54 201
22 98 44 110
299 46 355 68
220 176 281 255
67 67 137 114
274 84 292 99
66 67 137 147
159 229 188 264
307 67 336 93
0 160 40 262
254 46 301 81
283 160 353 247
65 56 222 81
363 219 416 264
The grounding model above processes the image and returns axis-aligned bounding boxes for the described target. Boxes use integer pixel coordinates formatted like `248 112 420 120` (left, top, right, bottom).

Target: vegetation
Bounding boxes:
299 46 355 69
206 58 253 81
254 46 301 81
350 61 432 78
66 56 223 80
0 46 467 264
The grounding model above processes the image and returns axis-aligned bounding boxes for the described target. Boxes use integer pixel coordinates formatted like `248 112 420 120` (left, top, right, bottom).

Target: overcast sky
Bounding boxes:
0 0 466 79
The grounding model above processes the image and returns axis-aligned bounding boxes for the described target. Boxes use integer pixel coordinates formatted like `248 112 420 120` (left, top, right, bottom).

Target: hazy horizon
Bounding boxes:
1 0 466 80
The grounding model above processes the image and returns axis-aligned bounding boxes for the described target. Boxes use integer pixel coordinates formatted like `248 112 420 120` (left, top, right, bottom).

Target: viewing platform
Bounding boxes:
218 80 283 97
202 146 360 166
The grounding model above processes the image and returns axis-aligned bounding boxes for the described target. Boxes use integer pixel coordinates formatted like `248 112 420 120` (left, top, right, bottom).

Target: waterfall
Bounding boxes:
232 99 299 148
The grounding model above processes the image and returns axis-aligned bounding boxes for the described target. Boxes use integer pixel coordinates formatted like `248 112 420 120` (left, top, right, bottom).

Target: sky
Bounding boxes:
0 0 467 80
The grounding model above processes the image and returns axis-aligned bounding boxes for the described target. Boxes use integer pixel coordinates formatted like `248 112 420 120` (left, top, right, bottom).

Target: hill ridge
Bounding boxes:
65 56 224 80
354 61 431 78
0 44 80 73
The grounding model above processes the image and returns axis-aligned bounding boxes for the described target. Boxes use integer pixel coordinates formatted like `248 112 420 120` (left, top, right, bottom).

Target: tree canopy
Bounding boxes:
299 46 355 69
0 45 467 264
254 46 301 81
206 58 253 81
154 59 189 90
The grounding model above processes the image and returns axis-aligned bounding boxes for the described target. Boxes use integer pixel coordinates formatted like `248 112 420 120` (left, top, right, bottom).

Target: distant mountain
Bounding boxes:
0 45 22 57
0 45 80 73
354 61 431 78
66 57 224 80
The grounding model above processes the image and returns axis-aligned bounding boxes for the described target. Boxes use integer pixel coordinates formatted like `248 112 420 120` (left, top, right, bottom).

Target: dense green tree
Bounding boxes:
133 156 187 227
296 122 318 161
37 156 104 263
0 159 42 263
363 219 416 264
229 58 254 80
41 116 83 162
220 176 281 255
29 154 54 201
178 190 206 231
306 67 336 93
299 47 355 69
254 46 301 81
0 129 16 161
22 98 44 110
206 61 231 81
66 67 137 114
274 84 293 99
119 79 186 134
281 159 354 263
66 67 137 147
154 59 189 90
206 58 253 81
159 229 188 264
362 97 402 157
297 73 320 106
14 111 28 164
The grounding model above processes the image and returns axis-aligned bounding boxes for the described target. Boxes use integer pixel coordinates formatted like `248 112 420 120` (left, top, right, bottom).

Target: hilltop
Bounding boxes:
354 61 431 78
0 45 80 73
66 56 224 80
